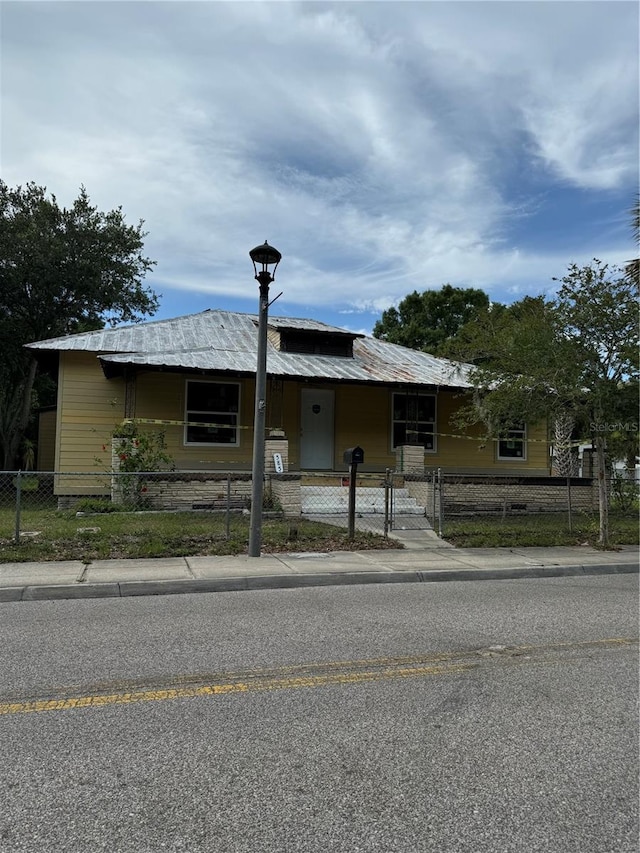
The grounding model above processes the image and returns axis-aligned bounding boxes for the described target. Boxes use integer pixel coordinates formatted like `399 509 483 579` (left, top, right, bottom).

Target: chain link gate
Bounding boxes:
382 468 436 535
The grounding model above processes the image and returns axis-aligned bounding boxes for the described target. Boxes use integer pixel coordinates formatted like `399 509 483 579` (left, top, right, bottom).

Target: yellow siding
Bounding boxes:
432 391 549 473
279 381 300 465
56 360 258 489
335 385 391 468
56 352 126 493
282 383 548 474
135 372 254 469
54 353 551 485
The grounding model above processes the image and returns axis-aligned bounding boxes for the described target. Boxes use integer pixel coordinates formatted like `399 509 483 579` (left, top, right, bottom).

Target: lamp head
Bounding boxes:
249 241 281 281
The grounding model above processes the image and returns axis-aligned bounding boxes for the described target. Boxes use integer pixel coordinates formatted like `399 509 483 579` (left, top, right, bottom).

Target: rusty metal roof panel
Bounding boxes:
100 340 473 389
267 317 362 336
353 337 473 387
29 309 474 389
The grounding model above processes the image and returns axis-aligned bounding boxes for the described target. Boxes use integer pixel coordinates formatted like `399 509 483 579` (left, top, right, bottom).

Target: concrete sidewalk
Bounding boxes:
0 541 637 603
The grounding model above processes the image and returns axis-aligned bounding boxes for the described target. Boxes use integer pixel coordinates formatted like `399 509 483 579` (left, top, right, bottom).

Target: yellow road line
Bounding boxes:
0 662 473 716
1 637 635 718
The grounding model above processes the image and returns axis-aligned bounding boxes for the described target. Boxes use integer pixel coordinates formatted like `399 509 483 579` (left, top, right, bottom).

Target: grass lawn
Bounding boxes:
0 507 400 563
442 511 639 549
1 503 637 562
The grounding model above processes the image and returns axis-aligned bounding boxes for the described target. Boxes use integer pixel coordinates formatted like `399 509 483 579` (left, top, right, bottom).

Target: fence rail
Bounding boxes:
1 469 635 546
419 469 637 536
298 469 431 536
1 469 427 543
1 470 255 544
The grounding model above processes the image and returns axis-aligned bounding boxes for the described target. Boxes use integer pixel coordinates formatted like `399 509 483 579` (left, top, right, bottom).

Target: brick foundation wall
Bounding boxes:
269 474 302 516
142 473 302 517
442 482 594 514
404 474 596 515
404 478 437 514
265 437 289 473
144 474 253 511
395 445 425 474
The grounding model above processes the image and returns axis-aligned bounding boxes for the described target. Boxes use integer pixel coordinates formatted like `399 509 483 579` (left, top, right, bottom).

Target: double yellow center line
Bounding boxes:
1 638 635 717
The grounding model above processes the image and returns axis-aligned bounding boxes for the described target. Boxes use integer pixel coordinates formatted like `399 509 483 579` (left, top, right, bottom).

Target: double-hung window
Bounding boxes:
185 381 240 446
497 424 526 460
392 392 436 451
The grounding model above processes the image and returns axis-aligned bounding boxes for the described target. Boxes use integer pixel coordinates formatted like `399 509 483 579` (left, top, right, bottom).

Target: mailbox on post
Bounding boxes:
343 446 364 539
343 446 364 466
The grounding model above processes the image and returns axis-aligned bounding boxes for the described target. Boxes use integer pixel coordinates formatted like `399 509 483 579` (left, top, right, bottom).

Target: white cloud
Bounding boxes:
1 1 637 316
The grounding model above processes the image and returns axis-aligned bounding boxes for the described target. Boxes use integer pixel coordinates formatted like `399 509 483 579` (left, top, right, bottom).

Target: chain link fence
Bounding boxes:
1 471 58 544
420 470 636 536
1 470 257 545
2 468 635 546
1 469 428 544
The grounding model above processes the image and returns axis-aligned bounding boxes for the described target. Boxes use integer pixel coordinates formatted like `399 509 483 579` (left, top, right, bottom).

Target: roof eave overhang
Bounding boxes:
98 357 471 391
98 358 260 381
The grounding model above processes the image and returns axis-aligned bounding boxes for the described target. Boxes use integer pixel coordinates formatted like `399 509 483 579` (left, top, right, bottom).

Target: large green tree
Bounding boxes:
0 181 158 468
447 261 639 545
373 284 502 355
554 260 639 541
444 295 585 475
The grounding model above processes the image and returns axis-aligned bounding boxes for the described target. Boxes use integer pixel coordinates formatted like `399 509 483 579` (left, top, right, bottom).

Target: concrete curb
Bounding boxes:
0 562 637 603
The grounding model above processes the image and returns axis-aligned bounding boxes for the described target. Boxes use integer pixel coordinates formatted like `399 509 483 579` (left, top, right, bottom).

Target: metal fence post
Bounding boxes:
383 468 391 537
14 470 22 544
225 473 231 540
567 476 573 534
431 470 436 528
347 464 357 539
437 468 444 538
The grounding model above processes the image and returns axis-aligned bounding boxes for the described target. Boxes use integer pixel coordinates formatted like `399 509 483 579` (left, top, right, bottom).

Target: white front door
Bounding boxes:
300 389 335 469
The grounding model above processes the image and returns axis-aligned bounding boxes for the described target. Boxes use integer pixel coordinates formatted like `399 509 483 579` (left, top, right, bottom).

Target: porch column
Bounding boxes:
265 430 289 473
396 444 425 474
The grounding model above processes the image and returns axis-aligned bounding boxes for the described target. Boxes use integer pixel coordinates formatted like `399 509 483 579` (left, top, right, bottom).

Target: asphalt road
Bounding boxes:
0 575 638 853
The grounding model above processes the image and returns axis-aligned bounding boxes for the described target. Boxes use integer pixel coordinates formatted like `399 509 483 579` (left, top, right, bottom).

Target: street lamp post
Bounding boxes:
248 241 282 557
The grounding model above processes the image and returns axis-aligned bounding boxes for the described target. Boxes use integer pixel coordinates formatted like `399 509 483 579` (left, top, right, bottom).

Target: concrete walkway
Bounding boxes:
1 529 637 602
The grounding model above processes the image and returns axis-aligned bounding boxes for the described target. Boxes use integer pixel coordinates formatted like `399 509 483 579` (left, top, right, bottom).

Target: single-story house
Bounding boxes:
29 309 550 499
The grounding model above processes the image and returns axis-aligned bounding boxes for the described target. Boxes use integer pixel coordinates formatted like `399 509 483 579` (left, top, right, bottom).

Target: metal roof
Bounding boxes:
28 309 473 389
267 317 362 336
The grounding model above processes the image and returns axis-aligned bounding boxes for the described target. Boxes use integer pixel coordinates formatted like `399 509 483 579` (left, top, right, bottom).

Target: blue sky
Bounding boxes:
2 1 638 334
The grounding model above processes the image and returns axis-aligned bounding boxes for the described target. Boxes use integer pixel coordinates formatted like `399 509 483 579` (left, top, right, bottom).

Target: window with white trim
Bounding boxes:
392 392 436 451
185 381 240 445
497 424 526 460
